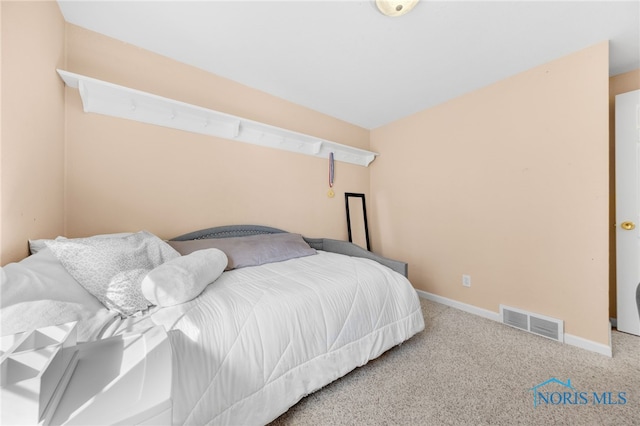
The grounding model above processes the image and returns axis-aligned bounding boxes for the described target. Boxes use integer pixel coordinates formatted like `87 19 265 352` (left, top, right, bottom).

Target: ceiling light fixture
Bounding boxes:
375 0 419 17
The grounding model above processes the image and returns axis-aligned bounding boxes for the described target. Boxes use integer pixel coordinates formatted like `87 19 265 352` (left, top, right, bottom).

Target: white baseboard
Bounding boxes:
564 333 612 357
417 289 500 322
416 290 612 357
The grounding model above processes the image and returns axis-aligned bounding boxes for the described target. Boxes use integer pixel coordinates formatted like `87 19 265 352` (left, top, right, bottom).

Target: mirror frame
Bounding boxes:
344 192 371 251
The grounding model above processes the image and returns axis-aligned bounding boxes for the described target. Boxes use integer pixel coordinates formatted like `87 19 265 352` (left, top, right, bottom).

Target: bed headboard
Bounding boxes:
170 224 286 241
170 224 408 277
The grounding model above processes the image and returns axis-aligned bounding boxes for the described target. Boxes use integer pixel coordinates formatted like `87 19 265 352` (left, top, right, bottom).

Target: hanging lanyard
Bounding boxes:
327 152 335 198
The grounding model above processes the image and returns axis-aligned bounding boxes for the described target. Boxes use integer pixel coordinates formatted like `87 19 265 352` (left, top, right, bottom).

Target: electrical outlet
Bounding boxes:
462 274 471 287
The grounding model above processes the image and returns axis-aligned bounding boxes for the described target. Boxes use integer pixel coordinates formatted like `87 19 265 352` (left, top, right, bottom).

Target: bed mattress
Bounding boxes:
112 250 425 425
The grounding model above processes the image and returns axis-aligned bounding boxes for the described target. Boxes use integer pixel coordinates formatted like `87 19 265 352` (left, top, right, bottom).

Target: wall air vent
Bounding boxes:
502 308 528 331
500 305 564 342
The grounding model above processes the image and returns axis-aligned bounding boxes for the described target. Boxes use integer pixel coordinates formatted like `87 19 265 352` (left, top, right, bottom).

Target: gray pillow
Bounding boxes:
46 231 180 315
167 233 316 270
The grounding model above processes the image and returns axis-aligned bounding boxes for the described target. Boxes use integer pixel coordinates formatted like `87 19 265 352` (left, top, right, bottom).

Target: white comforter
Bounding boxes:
114 250 424 425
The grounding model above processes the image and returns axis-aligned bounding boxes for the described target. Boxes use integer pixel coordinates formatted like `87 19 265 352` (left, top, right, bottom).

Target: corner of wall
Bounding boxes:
0 0 66 265
0 1 4 266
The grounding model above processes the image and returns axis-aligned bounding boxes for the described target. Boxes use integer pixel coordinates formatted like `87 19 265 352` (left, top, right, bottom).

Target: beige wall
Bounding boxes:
0 0 66 264
63 25 370 241
608 69 640 318
371 42 610 345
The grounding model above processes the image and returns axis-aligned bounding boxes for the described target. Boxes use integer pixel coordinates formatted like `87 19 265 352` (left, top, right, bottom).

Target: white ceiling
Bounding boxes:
57 1 640 129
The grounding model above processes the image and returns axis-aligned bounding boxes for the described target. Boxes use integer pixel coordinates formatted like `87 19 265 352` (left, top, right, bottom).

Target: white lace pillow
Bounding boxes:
46 231 180 316
29 232 133 254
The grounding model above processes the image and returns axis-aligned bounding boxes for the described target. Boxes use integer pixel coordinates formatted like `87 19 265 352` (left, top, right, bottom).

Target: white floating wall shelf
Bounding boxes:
57 70 378 167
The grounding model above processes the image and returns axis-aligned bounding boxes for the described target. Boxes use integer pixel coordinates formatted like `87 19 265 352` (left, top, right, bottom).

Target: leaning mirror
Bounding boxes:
345 192 371 251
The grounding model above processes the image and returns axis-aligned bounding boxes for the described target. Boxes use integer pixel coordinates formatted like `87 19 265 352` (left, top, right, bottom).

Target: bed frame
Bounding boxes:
170 224 408 277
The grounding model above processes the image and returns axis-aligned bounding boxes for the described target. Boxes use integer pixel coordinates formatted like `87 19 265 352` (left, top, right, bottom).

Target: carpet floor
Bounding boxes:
270 297 640 425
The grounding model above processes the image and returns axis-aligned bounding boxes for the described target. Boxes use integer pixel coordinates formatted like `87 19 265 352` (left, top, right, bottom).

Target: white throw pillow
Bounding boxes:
141 248 228 307
0 248 114 341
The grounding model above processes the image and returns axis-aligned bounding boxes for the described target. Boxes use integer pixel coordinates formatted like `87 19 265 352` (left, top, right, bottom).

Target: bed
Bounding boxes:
1 225 424 425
